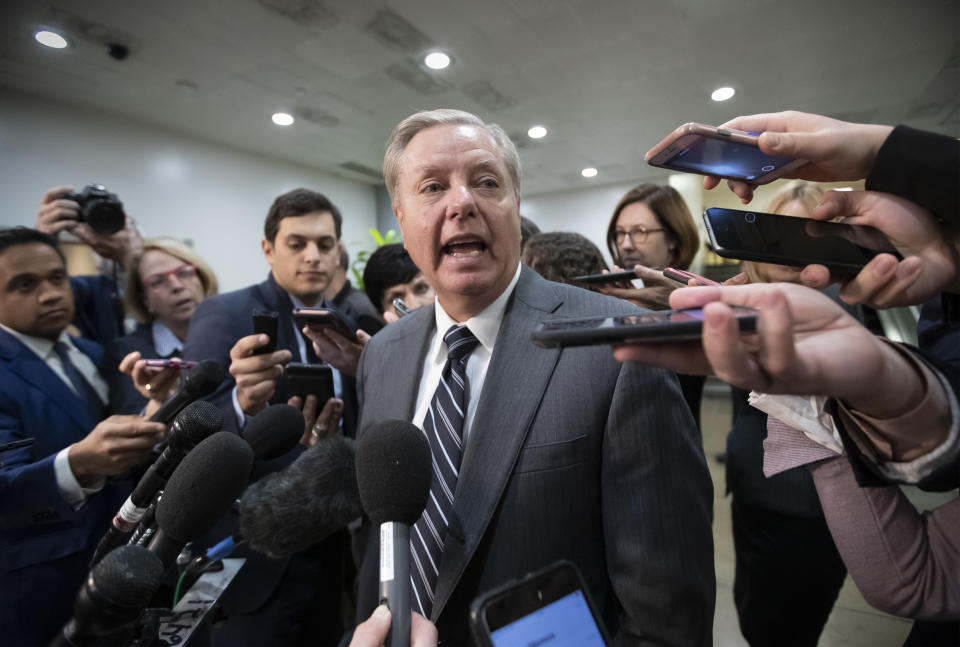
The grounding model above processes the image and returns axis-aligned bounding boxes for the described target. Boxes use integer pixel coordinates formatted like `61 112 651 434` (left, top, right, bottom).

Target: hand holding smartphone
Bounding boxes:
645 122 807 184
662 268 721 287
292 307 358 343
141 358 198 371
470 560 609 647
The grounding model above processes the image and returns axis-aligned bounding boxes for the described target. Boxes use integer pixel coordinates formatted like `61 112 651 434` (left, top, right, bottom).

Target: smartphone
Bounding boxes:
662 267 721 287
531 306 757 348
285 362 335 401
702 207 899 272
569 269 638 285
469 560 609 647
252 310 279 355
141 359 199 369
292 307 358 343
645 122 807 184
392 297 412 318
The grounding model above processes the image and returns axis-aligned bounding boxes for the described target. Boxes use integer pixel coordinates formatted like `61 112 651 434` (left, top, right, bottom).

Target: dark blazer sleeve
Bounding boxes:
102 326 156 415
866 125 960 228
69 274 123 346
604 361 716 644
182 296 245 433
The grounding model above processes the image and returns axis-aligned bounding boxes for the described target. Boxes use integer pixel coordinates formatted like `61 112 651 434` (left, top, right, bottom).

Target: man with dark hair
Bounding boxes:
521 231 609 290
362 243 435 321
324 247 384 334
0 227 165 644
183 188 359 645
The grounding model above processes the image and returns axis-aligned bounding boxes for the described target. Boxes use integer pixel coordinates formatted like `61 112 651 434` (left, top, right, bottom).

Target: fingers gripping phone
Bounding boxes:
645 122 807 184
702 207 899 272
662 267 721 287
292 307 358 343
531 307 758 348
470 560 609 647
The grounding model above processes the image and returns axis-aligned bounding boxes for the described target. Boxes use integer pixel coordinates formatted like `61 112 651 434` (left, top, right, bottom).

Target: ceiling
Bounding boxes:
2 0 958 196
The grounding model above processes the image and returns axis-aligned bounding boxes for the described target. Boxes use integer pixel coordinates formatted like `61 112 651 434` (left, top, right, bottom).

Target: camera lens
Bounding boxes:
744 212 756 224
85 201 126 234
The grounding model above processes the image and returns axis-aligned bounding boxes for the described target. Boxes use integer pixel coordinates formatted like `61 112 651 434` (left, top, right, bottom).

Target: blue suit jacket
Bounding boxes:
0 328 131 644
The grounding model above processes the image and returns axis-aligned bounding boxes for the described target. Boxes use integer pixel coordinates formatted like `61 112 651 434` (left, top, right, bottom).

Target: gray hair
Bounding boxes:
383 109 521 205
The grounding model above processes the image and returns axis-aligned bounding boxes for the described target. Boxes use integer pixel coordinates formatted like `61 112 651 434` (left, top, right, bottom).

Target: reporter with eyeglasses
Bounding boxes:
102 237 218 413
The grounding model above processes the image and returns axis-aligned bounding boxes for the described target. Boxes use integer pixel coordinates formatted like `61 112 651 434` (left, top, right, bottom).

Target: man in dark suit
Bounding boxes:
0 227 165 645
350 110 715 644
182 189 361 645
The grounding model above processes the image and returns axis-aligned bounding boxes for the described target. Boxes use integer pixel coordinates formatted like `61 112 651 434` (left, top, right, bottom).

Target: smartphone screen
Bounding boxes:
703 208 897 270
660 136 797 181
490 589 606 647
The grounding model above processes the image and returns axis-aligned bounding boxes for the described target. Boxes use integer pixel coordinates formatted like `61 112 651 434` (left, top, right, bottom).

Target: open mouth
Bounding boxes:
443 239 486 257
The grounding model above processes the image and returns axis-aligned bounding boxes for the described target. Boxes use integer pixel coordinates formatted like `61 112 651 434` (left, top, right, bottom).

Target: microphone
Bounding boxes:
356 419 432 647
90 401 223 566
52 545 163 647
238 433 362 557
148 431 253 570
148 359 224 424
241 403 304 460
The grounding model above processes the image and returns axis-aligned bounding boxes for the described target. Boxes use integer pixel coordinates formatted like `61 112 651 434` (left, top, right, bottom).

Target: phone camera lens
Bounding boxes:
744 212 756 224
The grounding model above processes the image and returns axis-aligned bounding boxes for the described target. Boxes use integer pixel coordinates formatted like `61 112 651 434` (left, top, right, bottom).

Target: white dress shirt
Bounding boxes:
151 320 184 357
0 323 108 508
412 263 522 441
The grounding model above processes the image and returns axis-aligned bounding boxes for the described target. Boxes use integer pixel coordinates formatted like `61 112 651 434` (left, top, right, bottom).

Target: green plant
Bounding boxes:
351 228 402 291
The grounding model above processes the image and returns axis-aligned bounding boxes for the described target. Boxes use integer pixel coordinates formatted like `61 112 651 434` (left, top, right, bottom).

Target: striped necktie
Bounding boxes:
410 324 479 618
53 341 105 422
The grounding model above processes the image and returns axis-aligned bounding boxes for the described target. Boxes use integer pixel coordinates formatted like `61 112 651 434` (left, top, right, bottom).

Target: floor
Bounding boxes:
699 384 917 647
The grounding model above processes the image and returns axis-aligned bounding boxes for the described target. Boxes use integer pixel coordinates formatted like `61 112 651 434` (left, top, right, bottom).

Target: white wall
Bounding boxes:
0 90 378 292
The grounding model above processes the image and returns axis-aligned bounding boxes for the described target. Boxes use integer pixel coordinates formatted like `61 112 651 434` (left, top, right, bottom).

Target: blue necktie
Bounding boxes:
410 324 479 618
54 342 105 422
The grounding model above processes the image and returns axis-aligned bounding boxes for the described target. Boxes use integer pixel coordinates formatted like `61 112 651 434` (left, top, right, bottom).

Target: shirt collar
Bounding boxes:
0 322 71 360
432 262 522 358
151 320 183 357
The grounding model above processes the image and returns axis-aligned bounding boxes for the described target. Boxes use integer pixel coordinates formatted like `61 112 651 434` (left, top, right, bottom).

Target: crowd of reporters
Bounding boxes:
0 108 956 647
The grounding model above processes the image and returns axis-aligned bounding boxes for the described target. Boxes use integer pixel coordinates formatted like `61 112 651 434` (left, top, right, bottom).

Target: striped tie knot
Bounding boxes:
443 324 479 362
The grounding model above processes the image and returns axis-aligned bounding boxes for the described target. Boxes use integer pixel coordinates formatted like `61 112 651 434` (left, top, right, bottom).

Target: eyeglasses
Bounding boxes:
143 264 198 290
614 227 665 245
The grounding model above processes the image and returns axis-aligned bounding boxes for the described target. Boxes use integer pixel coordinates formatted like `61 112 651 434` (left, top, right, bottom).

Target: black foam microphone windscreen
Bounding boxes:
356 419 432 526
239 434 362 557
55 545 163 647
241 404 304 460
149 431 252 569
356 419 432 647
149 359 225 424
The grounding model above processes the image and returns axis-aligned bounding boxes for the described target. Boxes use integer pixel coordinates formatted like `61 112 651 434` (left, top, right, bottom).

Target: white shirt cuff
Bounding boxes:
55 446 105 509
231 385 251 430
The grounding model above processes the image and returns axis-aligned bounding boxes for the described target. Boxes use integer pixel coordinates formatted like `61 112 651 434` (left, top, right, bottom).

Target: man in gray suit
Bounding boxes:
352 109 715 645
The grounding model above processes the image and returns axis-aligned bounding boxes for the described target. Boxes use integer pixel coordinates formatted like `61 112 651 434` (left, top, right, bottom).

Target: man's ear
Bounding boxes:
261 239 274 266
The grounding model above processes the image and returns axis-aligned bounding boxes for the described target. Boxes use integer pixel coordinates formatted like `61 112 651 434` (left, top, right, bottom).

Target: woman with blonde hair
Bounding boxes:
105 237 218 412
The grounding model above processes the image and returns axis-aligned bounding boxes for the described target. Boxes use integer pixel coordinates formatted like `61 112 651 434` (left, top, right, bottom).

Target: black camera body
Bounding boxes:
62 184 126 235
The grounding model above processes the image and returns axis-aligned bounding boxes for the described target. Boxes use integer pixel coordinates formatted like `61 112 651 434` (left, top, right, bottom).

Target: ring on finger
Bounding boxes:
311 423 327 438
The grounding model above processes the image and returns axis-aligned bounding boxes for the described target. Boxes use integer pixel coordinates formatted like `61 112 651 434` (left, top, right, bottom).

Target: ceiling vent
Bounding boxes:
366 9 430 54
256 0 339 27
462 80 516 112
385 60 448 95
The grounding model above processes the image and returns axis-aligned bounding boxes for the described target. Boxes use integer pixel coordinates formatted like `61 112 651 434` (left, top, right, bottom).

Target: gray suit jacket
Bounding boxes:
354 267 715 645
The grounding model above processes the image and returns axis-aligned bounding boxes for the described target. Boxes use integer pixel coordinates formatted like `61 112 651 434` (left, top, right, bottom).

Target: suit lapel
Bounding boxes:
0 330 97 430
364 305 436 427
432 268 563 617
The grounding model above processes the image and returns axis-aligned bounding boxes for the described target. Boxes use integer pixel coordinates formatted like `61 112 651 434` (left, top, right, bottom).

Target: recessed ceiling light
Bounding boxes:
833 187 854 191
423 51 451 70
271 112 294 126
527 125 547 139
34 30 68 49
710 86 735 102
581 167 598 178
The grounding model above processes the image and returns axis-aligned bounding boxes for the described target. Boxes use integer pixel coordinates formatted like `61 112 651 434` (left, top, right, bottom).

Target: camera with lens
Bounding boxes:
61 184 126 235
